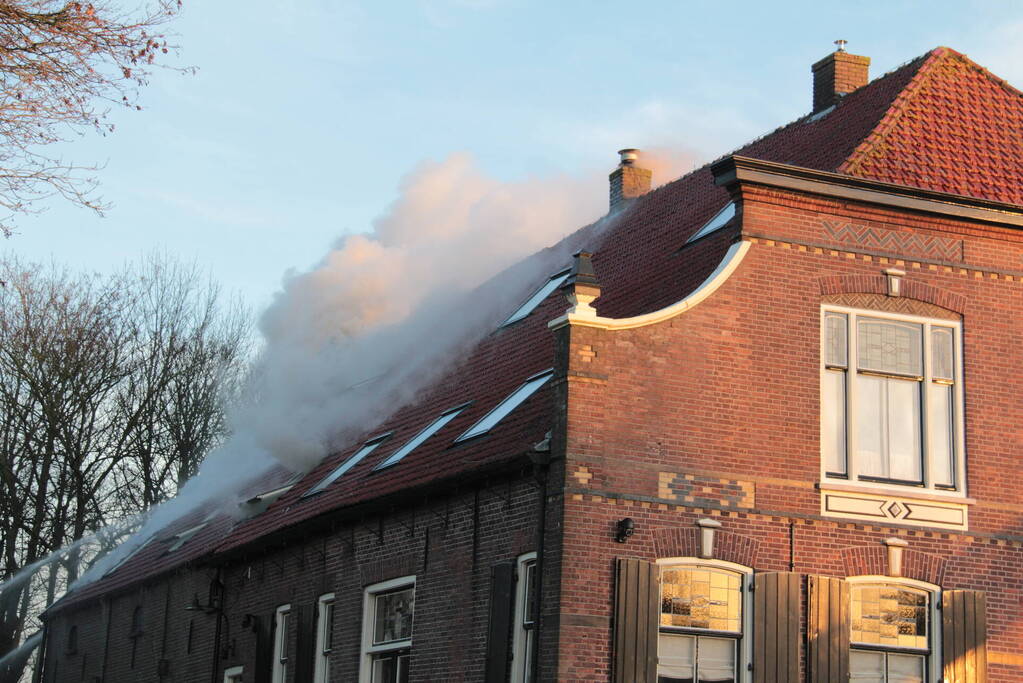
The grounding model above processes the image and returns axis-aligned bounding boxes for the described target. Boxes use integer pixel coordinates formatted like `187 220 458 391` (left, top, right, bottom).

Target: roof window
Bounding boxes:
455 369 554 442
373 404 468 471
303 433 392 497
502 269 571 326
168 523 208 552
685 202 736 244
103 535 155 577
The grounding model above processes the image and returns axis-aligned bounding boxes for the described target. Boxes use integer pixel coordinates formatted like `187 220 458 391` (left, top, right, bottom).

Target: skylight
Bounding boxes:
303 433 392 497
685 202 736 244
168 523 208 552
455 369 554 442
373 405 467 471
103 535 155 577
502 269 571 326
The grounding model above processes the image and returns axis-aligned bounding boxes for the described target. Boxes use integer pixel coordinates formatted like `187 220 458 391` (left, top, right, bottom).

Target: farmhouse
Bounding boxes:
38 45 1023 682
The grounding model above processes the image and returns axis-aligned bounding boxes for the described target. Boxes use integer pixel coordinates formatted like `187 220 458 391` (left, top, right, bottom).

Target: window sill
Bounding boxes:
817 481 974 506
818 482 971 530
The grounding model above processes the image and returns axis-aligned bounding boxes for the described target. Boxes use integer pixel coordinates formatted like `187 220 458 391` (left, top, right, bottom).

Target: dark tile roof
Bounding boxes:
53 46 1023 611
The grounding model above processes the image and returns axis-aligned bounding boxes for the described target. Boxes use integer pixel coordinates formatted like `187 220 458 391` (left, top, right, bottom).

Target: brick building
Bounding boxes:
37 45 1023 682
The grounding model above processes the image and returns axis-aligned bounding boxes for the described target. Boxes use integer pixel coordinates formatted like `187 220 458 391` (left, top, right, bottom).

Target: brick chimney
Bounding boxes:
811 40 870 113
609 148 651 212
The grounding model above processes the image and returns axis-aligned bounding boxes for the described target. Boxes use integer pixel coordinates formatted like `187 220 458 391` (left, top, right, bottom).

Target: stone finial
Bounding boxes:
561 251 601 317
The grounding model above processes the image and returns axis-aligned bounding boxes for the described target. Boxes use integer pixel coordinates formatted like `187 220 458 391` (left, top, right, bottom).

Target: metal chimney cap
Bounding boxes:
618 148 640 165
834 39 848 52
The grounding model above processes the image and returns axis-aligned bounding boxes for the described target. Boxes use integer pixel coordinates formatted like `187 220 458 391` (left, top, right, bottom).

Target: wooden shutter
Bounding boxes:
254 613 273 683
942 590 988 683
612 558 658 683
807 575 849 683
753 572 800 683
484 561 516 683
294 604 316 682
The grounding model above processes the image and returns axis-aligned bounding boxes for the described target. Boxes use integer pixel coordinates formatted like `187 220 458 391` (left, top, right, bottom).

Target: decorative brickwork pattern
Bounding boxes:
822 293 961 320
821 219 963 262
841 545 947 584
651 527 760 568
818 274 968 313
657 473 755 508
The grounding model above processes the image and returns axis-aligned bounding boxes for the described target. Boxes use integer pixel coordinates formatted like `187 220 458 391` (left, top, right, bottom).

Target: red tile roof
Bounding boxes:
53 46 1023 611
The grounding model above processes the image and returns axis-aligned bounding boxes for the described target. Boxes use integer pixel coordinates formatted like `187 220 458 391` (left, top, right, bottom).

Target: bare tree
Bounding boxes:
0 0 185 236
0 255 249 682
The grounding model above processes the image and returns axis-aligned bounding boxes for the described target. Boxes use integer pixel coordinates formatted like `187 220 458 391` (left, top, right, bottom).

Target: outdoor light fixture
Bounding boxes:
615 518 635 543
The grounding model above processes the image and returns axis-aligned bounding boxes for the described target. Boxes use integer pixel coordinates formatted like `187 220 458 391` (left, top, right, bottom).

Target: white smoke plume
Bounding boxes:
80 147 697 584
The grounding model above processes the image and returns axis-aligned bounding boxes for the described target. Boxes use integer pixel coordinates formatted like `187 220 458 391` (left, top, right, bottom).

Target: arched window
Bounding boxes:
849 577 938 683
65 625 78 655
656 559 751 683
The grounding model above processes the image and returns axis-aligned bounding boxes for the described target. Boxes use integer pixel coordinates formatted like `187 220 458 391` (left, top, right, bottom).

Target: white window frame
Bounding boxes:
456 370 553 442
223 665 244 683
360 576 416 683
304 433 392 496
654 558 753 683
502 269 571 326
272 604 290 683
510 552 537 683
314 593 336 683
847 576 941 682
685 201 737 244
820 305 966 496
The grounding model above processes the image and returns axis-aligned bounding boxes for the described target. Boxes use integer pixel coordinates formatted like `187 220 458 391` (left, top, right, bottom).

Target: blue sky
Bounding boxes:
4 0 1023 311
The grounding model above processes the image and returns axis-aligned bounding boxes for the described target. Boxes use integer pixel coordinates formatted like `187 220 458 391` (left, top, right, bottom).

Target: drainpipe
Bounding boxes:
529 461 549 682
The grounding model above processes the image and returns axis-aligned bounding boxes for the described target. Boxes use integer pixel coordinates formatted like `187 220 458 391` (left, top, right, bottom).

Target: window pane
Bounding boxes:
887 653 925 683
523 561 537 626
697 637 735 683
823 369 847 474
374 589 414 645
858 319 922 376
657 633 694 683
851 585 928 649
887 379 922 482
850 650 884 682
660 568 741 633
928 382 954 487
825 313 848 367
857 375 885 478
930 328 954 380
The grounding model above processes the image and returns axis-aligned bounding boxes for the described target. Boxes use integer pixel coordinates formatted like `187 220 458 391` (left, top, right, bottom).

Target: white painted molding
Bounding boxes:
548 240 752 331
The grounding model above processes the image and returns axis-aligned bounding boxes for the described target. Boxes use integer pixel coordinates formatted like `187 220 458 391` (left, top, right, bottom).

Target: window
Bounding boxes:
822 308 963 491
656 559 751 683
272 604 290 683
502 269 571 326
361 577 415 683
130 606 144 669
223 666 244 683
305 433 392 496
849 578 937 683
456 370 553 442
510 553 537 683
373 406 467 471
685 202 736 244
314 593 336 683
168 523 208 552
65 625 77 655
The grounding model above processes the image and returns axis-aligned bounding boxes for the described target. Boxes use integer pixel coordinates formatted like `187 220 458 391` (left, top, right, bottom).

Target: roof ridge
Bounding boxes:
840 47 1023 177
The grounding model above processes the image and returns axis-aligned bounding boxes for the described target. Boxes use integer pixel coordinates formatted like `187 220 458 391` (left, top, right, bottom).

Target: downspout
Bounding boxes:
529 462 549 683
99 599 111 682
209 568 224 683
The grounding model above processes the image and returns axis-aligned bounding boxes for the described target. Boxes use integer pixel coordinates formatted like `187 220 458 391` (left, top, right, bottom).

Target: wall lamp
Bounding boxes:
615 518 635 543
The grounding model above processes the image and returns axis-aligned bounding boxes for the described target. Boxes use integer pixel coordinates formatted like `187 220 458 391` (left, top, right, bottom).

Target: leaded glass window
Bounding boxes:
850 583 931 683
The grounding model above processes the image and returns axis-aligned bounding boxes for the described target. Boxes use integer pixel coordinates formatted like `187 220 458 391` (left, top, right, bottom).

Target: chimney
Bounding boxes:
811 40 870 113
609 148 651 211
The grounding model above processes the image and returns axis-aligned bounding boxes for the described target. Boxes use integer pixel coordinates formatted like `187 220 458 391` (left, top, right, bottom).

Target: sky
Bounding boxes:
3 0 1023 313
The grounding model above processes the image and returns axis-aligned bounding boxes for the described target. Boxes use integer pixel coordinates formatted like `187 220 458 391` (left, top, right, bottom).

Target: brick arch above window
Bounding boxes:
818 275 967 315
840 545 947 585
652 527 759 568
